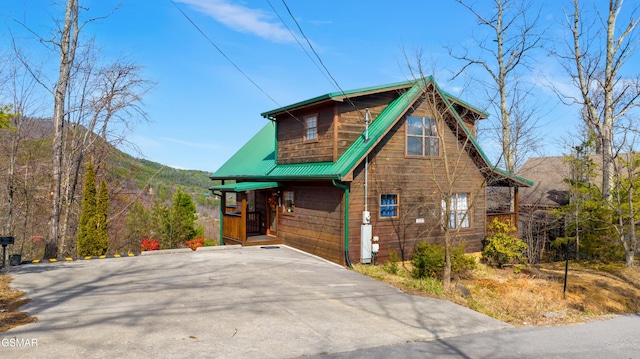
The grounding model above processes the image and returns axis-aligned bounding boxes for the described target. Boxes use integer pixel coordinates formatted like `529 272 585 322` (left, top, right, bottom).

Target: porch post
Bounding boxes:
241 195 247 246
514 186 520 235
219 190 226 245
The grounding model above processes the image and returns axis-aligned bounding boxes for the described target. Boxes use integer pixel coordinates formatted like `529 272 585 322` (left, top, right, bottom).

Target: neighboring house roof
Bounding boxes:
518 156 573 207
211 77 531 187
518 153 615 208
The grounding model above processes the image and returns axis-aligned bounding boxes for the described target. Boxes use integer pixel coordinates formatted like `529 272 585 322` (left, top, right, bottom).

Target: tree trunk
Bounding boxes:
627 155 636 267
6 117 20 235
48 0 79 259
495 1 513 173
442 229 452 291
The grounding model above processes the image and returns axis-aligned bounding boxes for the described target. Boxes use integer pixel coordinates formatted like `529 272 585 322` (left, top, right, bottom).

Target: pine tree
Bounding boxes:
154 187 197 249
125 200 153 251
172 187 197 246
77 162 109 256
77 160 97 256
94 179 109 255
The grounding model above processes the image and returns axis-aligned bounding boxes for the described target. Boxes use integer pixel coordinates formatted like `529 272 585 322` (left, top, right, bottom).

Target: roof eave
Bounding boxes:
260 79 416 119
433 81 532 188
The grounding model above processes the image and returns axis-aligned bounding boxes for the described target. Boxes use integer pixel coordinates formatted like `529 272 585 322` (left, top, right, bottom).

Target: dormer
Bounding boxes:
261 81 415 165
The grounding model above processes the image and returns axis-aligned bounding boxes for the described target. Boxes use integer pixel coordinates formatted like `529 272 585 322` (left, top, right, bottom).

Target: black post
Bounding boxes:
1 244 6 269
0 237 15 269
563 243 569 299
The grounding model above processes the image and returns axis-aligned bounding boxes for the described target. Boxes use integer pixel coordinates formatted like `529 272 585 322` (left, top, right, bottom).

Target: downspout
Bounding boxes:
212 191 224 246
332 180 352 268
214 180 225 246
364 108 370 212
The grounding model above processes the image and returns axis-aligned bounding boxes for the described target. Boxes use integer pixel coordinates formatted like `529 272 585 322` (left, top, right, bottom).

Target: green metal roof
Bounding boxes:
212 78 531 187
211 181 280 192
431 80 533 187
212 83 421 181
210 122 276 179
260 79 416 119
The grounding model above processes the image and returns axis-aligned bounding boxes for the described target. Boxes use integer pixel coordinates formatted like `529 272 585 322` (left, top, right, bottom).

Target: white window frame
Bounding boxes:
442 193 470 229
304 115 318 142
406 116 439 156
379 194 399 218
283 190 295 214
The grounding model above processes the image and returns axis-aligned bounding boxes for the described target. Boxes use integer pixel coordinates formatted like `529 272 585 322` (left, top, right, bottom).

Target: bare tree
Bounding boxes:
449 0 543 174
11 1 151 258
47 0 81 258
554 0 640 201
2 51 45 239
610 146 638 266
56 42 152 257
421 82 490 290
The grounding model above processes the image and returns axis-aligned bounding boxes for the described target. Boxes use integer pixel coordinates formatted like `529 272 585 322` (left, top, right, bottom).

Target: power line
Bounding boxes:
265 0 335 88
170 0 305 124
279 0 364 119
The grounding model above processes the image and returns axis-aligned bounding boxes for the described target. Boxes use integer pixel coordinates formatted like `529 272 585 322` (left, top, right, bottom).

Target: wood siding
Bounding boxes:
347 95 487 263
336 93 400 158
276 182 344 264
277 104 335 164
275 91 403 164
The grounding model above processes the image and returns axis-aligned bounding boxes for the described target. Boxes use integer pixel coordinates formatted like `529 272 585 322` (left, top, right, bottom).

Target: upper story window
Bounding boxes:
406 116 439 156
304 115 318 142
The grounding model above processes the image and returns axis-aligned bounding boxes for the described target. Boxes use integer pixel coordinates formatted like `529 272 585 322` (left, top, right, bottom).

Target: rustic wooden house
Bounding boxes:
211 78 532 265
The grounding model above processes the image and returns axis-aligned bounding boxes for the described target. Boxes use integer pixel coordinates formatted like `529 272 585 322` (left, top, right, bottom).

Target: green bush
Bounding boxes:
204 239 217 247
411 242 476 279
482 219 528 268
383 250 400 275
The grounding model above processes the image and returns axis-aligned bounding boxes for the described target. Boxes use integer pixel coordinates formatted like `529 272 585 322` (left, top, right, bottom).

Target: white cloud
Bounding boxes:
177 0 294 43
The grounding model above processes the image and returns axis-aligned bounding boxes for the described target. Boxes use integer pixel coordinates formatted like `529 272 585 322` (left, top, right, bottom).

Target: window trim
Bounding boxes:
303 114 318 142
379 193 399 219
405 115 440 157
442 193 471 229
282 190 295 215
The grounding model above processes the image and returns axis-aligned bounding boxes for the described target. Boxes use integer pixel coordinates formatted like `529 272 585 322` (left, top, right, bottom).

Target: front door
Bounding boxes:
266 191 278 236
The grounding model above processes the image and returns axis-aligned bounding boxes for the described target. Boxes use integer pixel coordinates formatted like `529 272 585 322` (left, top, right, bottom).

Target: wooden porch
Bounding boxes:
221 188 283 246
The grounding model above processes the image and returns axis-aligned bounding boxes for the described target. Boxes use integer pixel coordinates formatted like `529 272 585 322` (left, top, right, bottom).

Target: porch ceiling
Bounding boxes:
211 181 280 192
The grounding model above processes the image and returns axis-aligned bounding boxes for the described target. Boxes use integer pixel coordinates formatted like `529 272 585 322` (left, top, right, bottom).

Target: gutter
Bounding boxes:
332 180 352 268
211 190 224 246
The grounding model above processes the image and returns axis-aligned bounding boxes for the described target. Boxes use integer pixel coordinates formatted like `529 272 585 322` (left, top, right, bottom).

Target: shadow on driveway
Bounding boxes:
3 246 509 359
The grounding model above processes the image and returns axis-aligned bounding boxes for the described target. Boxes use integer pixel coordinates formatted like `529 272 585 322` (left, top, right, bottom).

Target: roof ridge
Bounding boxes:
261 79 418 119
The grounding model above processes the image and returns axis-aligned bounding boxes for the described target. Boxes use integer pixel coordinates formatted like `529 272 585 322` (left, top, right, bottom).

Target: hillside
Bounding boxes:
110 149 219 196
0 118 220 260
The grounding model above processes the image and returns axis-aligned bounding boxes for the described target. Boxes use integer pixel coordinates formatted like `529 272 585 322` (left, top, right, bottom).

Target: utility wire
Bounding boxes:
170 0 305 124
279 0 364 120
265 0 335 88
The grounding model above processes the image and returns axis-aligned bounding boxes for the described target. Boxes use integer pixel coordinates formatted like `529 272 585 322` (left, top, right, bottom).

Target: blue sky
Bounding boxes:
1 0 636 172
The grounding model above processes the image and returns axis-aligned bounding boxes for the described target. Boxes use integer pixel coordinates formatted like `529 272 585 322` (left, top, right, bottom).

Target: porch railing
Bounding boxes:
223 213 244 243
487 212 518 237
247 211 261 234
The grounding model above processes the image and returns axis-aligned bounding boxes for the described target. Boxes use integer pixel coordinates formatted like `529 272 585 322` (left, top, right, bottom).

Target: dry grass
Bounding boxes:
0 275 37 333
354 260 640 327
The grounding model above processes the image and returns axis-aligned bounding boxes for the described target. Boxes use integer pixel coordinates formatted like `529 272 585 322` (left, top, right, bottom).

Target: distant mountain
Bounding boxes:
110 150 218 195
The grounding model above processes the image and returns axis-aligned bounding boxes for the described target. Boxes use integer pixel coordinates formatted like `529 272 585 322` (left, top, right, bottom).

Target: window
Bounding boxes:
407 116 439 156
442 193 470 229
380 194 398 218
283 191 295 214
304 115 318 141
248 191 255 212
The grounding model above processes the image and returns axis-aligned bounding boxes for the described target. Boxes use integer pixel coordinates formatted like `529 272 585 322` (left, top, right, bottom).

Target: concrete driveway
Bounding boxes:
2 246 509 358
